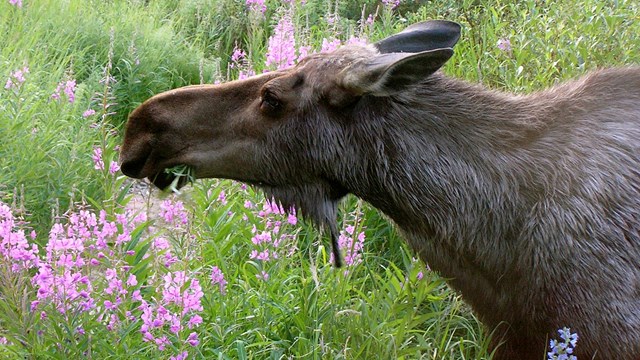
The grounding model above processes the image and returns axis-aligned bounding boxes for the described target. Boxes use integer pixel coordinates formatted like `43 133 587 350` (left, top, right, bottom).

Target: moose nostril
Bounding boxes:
120 157 147 178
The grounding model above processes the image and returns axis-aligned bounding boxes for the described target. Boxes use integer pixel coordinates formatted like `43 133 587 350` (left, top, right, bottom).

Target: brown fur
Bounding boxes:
120 21 640 359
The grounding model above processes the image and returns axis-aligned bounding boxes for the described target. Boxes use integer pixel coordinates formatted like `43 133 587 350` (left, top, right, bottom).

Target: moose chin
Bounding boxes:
120 20 640 359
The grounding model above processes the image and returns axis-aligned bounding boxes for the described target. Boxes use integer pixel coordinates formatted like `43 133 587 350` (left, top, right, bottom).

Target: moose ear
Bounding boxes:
339 48 453 96
374 20 461 54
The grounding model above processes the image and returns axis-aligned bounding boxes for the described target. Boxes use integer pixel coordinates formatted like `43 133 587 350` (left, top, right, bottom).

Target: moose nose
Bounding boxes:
119 157 147 178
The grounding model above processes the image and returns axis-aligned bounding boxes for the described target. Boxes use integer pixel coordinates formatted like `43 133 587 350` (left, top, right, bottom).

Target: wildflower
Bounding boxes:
296 45 312 62
0 204 39 271
126 274 138 287
231 47 246 65
497 38 512 53
52 79 77 103
210 266 227 294
187 314 202 329
321 38 342 53
187 332 199 346
365 14 375 25
256 270 269 281
265 11 296 70
4 66 28 90
287 211 297 226
170 351 189 360
382 0 401 9
245 0 266 15
109 161 120 175
9 0 22 7
548 327 579 360
346 37 368 47
218 190 227 205
416 271 424 280
159 200 189 226
92 147 104 170
330 227 365 267
83 109 96 118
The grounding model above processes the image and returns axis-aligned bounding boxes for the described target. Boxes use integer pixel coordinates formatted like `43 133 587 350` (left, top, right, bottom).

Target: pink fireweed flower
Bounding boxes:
126 273 138 287
365 14 375 25
187 314 202 329
83 109 96 118
346 36 368 47
4 66 28 89
170 351 189 360
93 147 104 170
231 47 246 65
296 45 312 62
287 211 297 226
159 200 189 226
497 38 512 53
51 79 77 103
109 161 120 175
265 11 296 70
245 0 266 14
382 0 401 9
0 201 40 270
187 332 199 346
256 270 269 281
210 266 227 294
330 226 366 267
9 0 22 7
217 190 227 205
321 38 342 53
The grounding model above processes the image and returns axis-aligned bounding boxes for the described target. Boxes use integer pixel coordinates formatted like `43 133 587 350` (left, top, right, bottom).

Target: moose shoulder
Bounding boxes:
120 20 640 359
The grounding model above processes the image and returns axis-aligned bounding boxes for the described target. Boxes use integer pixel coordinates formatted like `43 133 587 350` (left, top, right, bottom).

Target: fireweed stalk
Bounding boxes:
244 197 299 280
0 195 213 358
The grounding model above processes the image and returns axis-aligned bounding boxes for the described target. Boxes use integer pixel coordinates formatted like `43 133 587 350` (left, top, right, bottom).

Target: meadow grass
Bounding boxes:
1 0 639 359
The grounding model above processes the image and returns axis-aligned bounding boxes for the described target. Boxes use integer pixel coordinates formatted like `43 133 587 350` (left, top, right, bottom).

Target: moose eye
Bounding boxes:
260 91 282 114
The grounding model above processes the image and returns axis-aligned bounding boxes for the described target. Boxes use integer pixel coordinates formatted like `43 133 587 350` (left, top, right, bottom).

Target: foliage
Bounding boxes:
1 0 638 359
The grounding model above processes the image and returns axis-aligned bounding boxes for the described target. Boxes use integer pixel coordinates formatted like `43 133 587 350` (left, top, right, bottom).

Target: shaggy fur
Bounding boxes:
120 21 640 359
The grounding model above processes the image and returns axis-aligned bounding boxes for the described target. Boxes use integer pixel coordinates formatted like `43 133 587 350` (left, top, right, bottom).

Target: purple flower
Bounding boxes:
497 38 512 53
9 0 22 7
52 79 77 103
365 14 375 25
4 66 28 90
256 270 269 281
187 332 199 346
159 200 189 226
321 38 341 53
245 0 266 15
210 266 227 294
108 161 120 175
382 0 401 9
265 11 296 70
217 190 227 205
83 109 96 118
330 226 366 267
548 327 578 360
231 48 245 63
92 147 104 170
170 351 189 360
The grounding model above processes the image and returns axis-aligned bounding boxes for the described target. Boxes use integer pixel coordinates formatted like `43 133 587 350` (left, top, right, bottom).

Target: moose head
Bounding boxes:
119 20 461 266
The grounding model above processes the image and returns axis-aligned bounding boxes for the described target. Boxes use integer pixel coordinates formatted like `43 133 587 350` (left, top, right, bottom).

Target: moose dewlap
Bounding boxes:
119 20 640 359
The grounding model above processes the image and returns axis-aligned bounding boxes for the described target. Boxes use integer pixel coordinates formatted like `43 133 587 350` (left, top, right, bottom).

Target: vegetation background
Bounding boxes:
0 0 638 359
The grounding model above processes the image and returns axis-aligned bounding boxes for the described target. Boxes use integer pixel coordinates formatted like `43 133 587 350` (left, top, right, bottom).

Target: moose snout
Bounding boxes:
119 156 147 179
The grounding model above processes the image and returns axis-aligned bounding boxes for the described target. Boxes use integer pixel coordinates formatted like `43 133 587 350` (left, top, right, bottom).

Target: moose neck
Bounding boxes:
340 73 556 282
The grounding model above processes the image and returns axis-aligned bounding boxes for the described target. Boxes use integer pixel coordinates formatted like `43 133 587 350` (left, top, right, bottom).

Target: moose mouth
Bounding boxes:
149 165 195 192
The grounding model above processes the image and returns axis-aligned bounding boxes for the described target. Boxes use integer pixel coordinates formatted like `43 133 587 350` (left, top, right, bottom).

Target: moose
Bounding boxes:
119 20 640 359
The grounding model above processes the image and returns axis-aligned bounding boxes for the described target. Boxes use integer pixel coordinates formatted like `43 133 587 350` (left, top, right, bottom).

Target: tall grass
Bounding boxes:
1 0 638 359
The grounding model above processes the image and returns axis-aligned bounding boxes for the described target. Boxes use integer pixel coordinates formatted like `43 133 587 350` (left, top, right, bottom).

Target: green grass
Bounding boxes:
1 0 638 359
